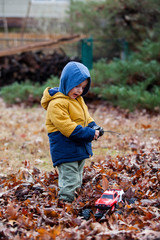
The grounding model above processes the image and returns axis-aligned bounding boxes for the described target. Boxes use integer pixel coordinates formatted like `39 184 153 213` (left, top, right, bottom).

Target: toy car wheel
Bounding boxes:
94 211 104 219
82 209 92 220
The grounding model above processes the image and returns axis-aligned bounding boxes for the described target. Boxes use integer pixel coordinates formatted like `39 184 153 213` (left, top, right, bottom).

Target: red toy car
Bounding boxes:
95 189 124 217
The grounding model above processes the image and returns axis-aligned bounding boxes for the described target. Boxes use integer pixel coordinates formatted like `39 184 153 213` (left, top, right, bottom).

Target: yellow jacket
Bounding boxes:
41 87 94 137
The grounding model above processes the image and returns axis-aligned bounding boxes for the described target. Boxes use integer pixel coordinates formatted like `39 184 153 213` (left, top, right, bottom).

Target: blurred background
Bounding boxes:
0 0 160 111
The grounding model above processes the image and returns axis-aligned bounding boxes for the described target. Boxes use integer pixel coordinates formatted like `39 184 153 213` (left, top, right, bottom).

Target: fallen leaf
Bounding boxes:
102 175 109 191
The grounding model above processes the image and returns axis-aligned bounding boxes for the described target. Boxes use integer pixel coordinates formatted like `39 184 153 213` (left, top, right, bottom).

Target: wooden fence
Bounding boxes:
0 33 69 49
0 33 86 57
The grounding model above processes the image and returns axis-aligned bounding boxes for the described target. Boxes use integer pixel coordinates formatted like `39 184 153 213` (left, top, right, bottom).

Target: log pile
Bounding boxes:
0 50 79 87
0 34 84 87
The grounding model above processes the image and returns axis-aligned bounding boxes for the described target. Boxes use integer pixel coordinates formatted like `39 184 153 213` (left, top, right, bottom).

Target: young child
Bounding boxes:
41 61 103 203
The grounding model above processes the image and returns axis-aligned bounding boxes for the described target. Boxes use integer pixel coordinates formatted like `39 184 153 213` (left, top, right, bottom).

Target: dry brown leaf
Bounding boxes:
0 99 159 239
7 203 19 220
102 175 109 191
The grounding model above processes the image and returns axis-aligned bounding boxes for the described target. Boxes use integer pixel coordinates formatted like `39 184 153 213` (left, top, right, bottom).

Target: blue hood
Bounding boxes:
59 61 91 96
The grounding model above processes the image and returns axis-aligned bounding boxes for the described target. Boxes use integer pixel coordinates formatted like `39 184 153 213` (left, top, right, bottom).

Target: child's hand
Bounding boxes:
92 125 104 138
94 130 100 140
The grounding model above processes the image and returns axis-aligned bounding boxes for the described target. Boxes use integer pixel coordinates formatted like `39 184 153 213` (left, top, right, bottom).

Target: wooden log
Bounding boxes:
0 50 80 87
0 34 85 57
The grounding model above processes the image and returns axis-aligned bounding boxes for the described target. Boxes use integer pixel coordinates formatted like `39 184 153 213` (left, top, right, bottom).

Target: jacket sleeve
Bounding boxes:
69 125 95 142
88 121 97 128
48 101 95 141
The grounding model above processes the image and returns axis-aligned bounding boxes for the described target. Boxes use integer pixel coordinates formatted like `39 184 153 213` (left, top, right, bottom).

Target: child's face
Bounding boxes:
68 79 88 99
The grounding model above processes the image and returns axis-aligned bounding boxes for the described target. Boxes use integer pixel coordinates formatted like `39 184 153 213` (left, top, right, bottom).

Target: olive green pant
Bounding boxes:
57 159 85 202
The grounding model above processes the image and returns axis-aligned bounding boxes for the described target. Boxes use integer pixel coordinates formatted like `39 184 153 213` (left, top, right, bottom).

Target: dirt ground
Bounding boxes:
0 97 160 239
0 97 159 176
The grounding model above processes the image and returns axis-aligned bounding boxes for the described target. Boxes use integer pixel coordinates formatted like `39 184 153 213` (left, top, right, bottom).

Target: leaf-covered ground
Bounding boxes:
0 98 160 239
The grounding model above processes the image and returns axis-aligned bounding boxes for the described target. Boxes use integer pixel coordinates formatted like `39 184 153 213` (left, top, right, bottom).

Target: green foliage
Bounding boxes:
134 40 160 61
92 84 160 111
90 40 160 111
0 76 59 105
68 0 160 49
91 58 160 86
